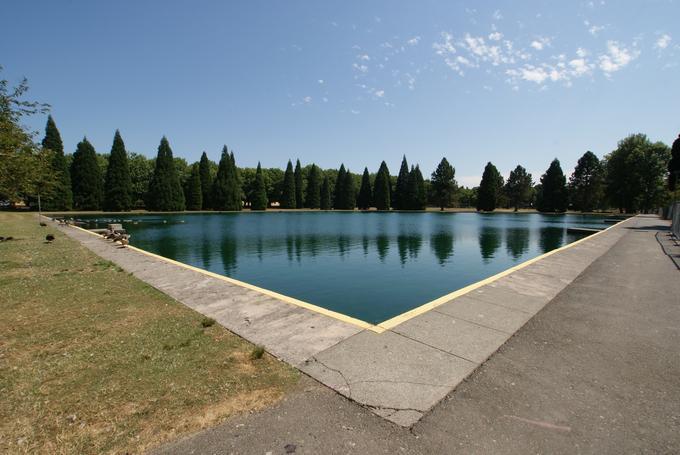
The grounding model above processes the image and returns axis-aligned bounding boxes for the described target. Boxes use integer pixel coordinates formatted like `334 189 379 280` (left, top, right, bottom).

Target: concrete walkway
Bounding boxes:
56 216 632 427
151 215 679 454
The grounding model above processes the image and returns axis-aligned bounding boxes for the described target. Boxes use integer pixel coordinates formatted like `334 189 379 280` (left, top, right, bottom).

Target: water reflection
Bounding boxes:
539 228 564 253
505 228 530 259
430 231 454 265
479 226 502 263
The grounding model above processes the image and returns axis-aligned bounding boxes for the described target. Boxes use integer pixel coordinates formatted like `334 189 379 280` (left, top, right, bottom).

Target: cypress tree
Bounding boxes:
228 151 242 211
668 134 680 192
103 130 132 211
71 137 103 210
320 175 331 210
409 165 427 210
41 115 72 210
334 164 347 209
393 156 410 210
199 151 213 209
147 137 185 211
373 161 391 210
537 159 568 212
251 162 268 210
477 162 502 211
343 168 356 209
212 146 241 211
305 164 321 208
431 157 456 211
294 159 304 209
357 167 372 210
281 160 296 208
186 163 203 210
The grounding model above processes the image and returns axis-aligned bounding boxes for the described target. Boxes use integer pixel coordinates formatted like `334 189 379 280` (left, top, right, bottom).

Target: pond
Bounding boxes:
75 212 608 324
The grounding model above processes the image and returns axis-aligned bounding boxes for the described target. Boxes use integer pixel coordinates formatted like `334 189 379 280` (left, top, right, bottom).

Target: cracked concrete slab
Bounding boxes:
434 294 532 333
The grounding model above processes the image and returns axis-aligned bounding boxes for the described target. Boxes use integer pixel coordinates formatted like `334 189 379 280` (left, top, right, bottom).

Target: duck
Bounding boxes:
45 234 55 243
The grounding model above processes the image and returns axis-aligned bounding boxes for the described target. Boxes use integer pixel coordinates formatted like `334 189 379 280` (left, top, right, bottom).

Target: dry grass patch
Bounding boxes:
0 212 298 454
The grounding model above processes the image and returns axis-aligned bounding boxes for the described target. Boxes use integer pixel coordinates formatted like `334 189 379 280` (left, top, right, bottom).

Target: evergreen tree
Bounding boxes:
305 164 321 208
669 134 680 192
211 146 241 211
334 164 347 209
281 160 296 208
320 174 332 210
199 151 213 209
504 165 533 211
568 152 604 212
41 115 72 210
430 157 456 211
103 130 132 211
357 167 372 209
229 151 242 210
294 159 304 209
147 137 185 211
343 168 356 209
373 161 391 210
185 163 203 210
408 165 427 210
393 155 410 209
537 159 568 212
71 137 103 210
476 162 502 211
251 162 268 210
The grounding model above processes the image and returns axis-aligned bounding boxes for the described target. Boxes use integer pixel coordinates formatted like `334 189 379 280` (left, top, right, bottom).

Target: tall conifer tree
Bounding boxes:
212 146 241 211
199 151 213 209
342 168 356 209
281 160 296 208
147 137 185 211
477 162 502 211
41 115 72 210
568 152 604 211
251 162 268 210
431 157 456 211
409 165 426 210
294 159 304 209
537 159 568 212
334 164 347 209
505 165 533 211
393 156 410 210
186 163 203 210
71 137 103 210
357 167 372 210
305 164 321 208
103 130 132 211
320 174 331 210
373 161 391 210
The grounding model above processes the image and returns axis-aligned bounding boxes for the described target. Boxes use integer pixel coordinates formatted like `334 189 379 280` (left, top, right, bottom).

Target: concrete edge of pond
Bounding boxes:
48 214 634 429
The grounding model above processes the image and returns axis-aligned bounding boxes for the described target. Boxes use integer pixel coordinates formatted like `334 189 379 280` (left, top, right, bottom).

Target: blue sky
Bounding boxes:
2 0 678 186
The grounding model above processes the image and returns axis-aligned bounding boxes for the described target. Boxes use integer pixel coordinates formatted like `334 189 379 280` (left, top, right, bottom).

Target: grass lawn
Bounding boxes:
0 212 299 454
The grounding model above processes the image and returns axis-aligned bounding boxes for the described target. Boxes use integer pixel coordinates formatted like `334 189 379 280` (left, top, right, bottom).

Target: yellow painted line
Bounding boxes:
58 215 633 335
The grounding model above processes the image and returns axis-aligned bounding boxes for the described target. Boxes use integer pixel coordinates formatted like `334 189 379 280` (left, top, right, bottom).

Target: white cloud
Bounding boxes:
350 109 360 115
374 89 385 98
352 63 368 73
655 34 672 49
488 32 503 41
576 47 589 58
568 58 592 76
407 36 421 46
318 79 324 84
303 96 312 103
598 40 640 73
359 54 370 61
492 10 503 21
584 20 605 36
530 36 551 50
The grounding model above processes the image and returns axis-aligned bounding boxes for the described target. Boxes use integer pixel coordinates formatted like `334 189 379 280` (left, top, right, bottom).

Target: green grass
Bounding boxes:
0 212 298 454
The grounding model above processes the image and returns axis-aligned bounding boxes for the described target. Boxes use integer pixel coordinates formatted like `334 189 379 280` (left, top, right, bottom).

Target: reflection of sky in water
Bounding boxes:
77 212 607 324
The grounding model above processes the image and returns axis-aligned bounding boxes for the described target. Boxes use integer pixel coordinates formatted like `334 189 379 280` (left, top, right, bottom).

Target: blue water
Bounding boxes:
76 212 607 324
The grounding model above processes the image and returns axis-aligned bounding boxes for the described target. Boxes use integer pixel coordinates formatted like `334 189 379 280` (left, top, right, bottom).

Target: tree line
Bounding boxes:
2 72 679 214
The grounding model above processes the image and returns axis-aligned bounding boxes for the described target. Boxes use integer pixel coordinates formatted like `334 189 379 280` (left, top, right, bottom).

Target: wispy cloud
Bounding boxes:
598 40 640 74
655 33 672 49
530 36 551 51
407 36 421 46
